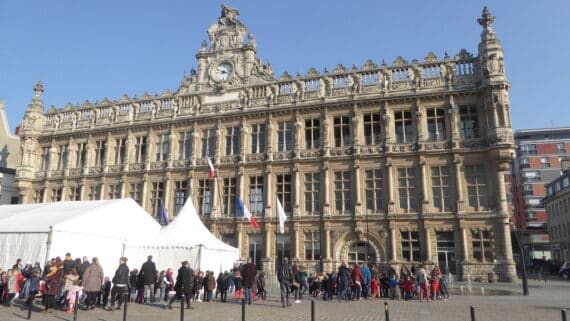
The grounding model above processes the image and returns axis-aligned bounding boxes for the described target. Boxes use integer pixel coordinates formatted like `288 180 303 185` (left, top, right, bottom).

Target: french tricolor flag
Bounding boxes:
207 157 216 179
236 197 260 228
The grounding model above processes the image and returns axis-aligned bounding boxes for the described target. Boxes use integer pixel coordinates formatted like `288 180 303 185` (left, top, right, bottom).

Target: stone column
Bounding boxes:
454 155 465 213
264 165 273 218
419 157 429 213
322 161 330 216
495 160 516 281
293 164 301 217
385 160 395 213
389 222 398 262
460 221 469 262
424 226 433 263
168 128 176 168
354 161 362 216
164 174 171 216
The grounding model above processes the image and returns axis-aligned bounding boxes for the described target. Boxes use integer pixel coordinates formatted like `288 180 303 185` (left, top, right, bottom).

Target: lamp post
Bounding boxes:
510 224 529 296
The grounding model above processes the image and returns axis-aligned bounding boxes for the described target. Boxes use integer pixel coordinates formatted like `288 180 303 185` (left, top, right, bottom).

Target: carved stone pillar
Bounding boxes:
168 128 176 167
293 114 302 158
293 163 301 217
454 155 465 213
354 161 362 216
389 222 398 262
321 110 330 156
164 174 172 217
322 161 330 217
460 221 469 263
419 157 429 213
424 226 434 263
264 165 273 218
382 104 392 144
385 160 395 213
448 96 460 142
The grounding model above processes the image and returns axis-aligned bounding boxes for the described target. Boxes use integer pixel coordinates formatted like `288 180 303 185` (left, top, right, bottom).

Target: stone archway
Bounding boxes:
334 231 387 266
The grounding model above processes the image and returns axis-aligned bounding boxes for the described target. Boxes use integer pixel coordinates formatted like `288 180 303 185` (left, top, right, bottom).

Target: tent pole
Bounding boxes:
45 225 53 263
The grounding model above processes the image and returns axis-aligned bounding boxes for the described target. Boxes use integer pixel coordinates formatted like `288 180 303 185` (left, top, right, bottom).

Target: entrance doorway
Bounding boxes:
347 241 376 266
436 231 456 274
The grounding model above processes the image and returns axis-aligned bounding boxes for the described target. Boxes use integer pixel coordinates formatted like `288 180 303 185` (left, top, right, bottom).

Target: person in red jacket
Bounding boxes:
401 276 415 301
350 264 364 300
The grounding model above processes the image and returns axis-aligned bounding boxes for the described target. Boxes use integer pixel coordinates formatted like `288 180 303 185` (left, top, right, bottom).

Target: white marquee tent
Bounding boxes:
0 199 161 276
126 198 240 275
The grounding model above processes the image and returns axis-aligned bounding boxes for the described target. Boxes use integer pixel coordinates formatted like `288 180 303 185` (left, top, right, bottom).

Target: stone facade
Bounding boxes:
15 6 517 281
0 99 21 204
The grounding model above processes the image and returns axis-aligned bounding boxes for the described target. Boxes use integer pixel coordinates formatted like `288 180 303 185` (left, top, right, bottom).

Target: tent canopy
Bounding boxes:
0 199 161 275
126 197 239 274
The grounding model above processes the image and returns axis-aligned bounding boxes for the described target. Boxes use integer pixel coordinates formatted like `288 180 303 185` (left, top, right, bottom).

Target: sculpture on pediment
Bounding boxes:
219 4 242 27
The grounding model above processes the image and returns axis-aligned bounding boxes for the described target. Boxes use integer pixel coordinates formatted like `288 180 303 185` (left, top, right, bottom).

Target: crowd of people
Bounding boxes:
1 253 450 314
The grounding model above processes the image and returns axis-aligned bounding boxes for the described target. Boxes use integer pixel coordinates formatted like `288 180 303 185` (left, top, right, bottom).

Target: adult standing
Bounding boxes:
106 257 130 311
415 264 429 302
82 257 104 310
241 257 257 305
139 255 157 304
44 259 63 313
361 263 372 299
167 261 194 309
337 262 351 302
277 257 293 308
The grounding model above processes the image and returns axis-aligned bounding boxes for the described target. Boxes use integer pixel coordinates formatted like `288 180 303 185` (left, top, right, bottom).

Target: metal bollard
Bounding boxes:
180 294 185 321
470 305 476 321
242 298 246 321
384 301 390 321
27 297 32 320
73 292 79 321
562 309 568 321
123 292 128 321
311 299 315 321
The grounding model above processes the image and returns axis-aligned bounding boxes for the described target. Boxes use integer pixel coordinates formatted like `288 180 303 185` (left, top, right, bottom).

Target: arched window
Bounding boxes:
347 241 376 266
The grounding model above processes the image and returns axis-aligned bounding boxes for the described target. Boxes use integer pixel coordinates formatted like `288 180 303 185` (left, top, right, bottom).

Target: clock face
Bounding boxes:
215 62 233 81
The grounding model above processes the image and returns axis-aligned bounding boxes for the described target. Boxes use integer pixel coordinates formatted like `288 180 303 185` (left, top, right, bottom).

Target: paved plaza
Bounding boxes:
1 278 569 321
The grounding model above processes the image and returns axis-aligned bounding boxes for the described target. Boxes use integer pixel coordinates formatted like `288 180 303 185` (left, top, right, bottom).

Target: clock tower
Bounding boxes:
194 4 274 92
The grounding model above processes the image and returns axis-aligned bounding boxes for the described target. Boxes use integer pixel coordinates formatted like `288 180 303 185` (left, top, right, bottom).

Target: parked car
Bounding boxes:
559 262 570 279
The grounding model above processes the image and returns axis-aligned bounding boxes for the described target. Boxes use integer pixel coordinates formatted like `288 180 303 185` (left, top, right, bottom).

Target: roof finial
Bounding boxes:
477 6 496 40
33 80 44 99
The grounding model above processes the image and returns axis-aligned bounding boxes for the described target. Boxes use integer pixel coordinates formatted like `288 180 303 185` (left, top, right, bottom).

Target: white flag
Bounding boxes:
276 196 286 234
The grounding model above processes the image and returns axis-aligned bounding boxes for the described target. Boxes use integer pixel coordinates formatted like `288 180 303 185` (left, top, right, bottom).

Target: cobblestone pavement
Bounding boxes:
1 278 569 321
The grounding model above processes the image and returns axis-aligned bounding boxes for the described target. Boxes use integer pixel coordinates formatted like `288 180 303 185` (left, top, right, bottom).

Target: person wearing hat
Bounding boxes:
167 261 194 310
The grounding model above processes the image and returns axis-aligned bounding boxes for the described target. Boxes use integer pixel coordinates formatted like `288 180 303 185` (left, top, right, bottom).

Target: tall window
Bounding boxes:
398 168 416 212
68 186 81 201
57 145 69 170
201 128 217 158
556 143 566 154
178 131 193 160
363 113 382 145
87 185 101 200
333 116 351 147
222 178 236 217
401 231 420 262
334 171 352 214
94 140 106 167
426 108 446 141
365 169 383 213
40 147 50 172
276 174 292 213
277 121 294 151
76 143 87 168
197 179 212 216
34 189 45 203
108 184 121 199
150 182 164 218
460 106 479 139
225 126 240 156
134 137 146 163
155 134 169 161
50 188 62 202
465 165 488 209
304 173 320 215
472 230 493 262
431 166 451 211
249 234 264 270
305 118 320 149
395 110 413 143
251 124 266 154
248 176 264 215
114 138 126 165
129 183 143 205
304 232 321 260
174 180 188 216
276 235 291 270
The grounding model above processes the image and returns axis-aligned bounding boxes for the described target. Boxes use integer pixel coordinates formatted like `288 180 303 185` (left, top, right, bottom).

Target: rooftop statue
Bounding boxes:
219 4 242 27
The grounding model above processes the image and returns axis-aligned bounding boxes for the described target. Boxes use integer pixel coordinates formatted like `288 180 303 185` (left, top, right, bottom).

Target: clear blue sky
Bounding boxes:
1 0 569 132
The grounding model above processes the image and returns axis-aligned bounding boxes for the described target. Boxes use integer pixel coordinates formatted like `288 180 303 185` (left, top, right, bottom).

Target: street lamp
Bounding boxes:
510 152 529 296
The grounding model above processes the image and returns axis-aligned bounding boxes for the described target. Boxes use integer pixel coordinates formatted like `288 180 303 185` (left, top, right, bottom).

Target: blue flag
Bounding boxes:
159 199 170 225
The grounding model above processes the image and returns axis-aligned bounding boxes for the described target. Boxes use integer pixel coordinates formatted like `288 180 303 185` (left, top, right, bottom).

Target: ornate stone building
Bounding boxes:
16 6 517 281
